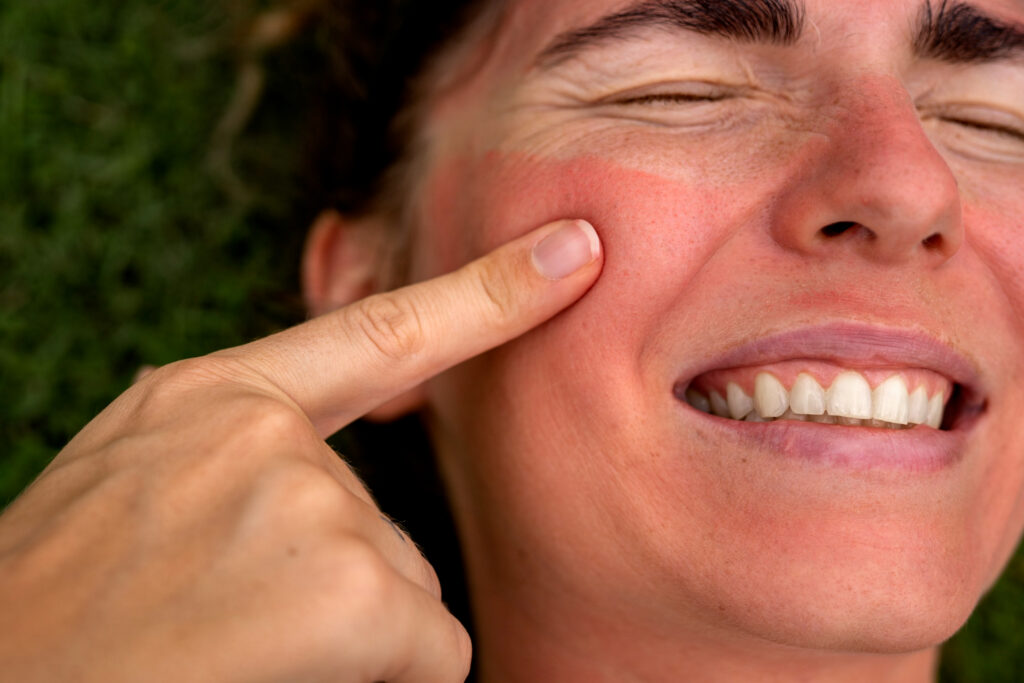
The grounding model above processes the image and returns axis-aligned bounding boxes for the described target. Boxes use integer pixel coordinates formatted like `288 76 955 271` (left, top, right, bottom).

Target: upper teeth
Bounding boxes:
685 371 946 429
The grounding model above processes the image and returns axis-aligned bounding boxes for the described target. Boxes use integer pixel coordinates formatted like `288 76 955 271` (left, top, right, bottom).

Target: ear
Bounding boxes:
301 210 427 421
302 210 380 316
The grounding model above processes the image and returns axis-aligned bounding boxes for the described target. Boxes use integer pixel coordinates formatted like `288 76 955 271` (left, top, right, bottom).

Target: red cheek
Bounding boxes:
962 202 1024 326
417 151 731 289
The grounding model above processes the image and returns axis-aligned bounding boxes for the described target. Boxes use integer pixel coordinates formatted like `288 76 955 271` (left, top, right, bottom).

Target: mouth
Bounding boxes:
672 323 988 469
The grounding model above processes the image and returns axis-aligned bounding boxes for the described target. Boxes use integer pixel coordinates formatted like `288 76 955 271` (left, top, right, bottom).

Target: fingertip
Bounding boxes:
530 219 602 280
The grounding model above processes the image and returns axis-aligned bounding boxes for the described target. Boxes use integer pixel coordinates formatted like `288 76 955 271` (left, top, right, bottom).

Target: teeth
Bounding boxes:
754 373 789 418
872 376 910 425
709 390 730 417
907 386 929 424
683 371 948 430
790 373 826 415
826 372 873 419
926 393 945 428
726 382 754 420
685 388 711 414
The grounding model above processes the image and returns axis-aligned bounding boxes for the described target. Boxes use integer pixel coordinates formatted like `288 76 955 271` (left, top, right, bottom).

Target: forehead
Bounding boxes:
450 0 1024 75
418 0 1024 148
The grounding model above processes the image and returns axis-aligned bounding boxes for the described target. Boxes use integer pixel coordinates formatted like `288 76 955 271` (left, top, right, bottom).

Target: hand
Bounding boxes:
0 219 602 682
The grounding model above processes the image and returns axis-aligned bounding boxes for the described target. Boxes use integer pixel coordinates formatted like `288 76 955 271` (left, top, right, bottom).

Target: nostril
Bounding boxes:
820 221 857 237
922 233 943 250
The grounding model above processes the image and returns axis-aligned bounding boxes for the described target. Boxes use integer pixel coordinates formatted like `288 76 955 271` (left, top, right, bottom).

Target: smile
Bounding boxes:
679 363 950 429
671 323 988 470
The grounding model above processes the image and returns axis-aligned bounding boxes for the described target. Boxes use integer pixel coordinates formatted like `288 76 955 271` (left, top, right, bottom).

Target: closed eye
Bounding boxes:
615 92 732 105
942 116 1024 142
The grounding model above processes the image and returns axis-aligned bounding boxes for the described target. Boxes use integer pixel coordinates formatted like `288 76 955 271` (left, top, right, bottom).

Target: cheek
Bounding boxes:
963 202 1024 325
414 150 737 529
412 153 761 423
417 153 784 587
413 152 733 286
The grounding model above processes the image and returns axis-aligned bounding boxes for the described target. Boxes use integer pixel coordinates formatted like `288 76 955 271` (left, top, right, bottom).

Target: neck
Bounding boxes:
468 576 938 683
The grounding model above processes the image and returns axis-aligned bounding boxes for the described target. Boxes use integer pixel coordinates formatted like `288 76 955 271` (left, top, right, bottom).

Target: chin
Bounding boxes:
633 447 993 657
708 560 982 655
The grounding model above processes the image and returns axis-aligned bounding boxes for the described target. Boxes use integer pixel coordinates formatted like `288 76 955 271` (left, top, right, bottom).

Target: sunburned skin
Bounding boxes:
418 149 1019 669
399 0 1024 680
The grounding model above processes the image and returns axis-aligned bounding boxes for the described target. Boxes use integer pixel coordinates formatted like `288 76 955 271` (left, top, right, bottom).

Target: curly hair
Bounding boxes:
213 0 500 223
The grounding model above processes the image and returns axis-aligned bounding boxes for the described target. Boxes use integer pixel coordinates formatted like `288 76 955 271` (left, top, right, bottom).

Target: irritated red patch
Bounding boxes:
415 151 730 282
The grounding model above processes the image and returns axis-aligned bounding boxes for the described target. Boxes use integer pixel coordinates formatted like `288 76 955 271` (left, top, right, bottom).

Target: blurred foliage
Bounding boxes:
0 0 308 505
0 1 1022 680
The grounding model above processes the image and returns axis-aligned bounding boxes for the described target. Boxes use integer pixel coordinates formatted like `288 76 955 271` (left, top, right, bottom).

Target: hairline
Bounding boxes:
366 0 510 288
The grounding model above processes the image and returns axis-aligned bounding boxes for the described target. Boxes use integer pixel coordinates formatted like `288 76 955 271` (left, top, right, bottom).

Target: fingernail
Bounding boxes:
531 220 600 280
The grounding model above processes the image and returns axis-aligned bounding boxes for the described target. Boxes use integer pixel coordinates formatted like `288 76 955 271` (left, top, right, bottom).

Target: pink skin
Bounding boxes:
384 0 1024 680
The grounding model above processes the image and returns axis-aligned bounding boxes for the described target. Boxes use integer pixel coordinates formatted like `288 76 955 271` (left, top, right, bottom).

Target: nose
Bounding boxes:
769 77 963 267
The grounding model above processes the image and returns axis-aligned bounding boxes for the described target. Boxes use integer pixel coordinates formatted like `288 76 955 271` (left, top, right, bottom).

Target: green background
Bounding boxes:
1 2 1021 679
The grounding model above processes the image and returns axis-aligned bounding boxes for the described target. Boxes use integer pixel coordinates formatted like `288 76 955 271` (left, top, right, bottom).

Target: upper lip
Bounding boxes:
677 322 985 402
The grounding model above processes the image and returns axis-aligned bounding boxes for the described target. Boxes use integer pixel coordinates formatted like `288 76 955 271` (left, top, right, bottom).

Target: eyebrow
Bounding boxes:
536 0 1024 69
536 0 805 67
913 0 1024 63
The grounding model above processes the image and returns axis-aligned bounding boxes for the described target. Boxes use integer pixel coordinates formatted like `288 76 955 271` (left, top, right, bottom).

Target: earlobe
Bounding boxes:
301 209 428 420
301 210 382 317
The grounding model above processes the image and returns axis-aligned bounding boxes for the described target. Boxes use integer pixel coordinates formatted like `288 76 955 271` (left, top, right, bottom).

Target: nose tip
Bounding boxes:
771 79 964 268
813 178 962 265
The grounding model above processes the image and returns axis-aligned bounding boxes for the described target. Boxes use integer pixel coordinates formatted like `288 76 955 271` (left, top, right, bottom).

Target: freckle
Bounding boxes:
287 545 298 557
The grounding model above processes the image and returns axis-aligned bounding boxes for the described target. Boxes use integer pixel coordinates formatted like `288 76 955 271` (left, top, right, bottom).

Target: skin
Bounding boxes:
0 218 602 682
1 0 1022 682
340 0 1022 680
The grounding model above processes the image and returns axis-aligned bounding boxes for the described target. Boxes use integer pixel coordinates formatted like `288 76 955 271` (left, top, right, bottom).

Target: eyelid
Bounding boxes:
943 117 1024 142
595 80 744 106
924 102 1024 134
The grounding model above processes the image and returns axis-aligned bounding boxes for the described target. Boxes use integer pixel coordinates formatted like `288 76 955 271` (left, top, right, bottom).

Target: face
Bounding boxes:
401 0 1024 665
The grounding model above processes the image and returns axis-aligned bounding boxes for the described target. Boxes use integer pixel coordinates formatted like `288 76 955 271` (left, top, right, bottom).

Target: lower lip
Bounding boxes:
685 411 973 473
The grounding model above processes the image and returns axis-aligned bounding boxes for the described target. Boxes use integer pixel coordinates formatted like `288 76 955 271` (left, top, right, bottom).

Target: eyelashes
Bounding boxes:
591 83 751 128
938 116 1024 143
613 92 731 106
599 87 1024 157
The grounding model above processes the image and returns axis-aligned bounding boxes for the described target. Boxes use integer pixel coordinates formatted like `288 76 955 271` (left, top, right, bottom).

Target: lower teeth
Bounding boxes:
740 412 913 429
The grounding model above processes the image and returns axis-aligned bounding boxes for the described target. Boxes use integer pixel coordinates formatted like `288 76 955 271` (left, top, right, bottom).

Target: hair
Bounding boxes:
210 0 504 289
217 1 500 222
212 3 506 659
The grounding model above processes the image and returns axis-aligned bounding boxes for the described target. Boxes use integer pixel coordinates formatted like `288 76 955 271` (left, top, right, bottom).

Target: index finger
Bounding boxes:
216 219 603 437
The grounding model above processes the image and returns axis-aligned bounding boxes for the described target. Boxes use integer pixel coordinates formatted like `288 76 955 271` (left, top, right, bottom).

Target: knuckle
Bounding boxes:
266 463 360 523
130 359 207 408
150 356 237 390
471 258 520 325
334 536 400 610
245 397 315 443
348 293 427 362
119 359 227 429
129 357 244 417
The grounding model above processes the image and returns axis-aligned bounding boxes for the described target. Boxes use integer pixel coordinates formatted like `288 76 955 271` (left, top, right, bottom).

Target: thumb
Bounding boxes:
218 218 603 436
